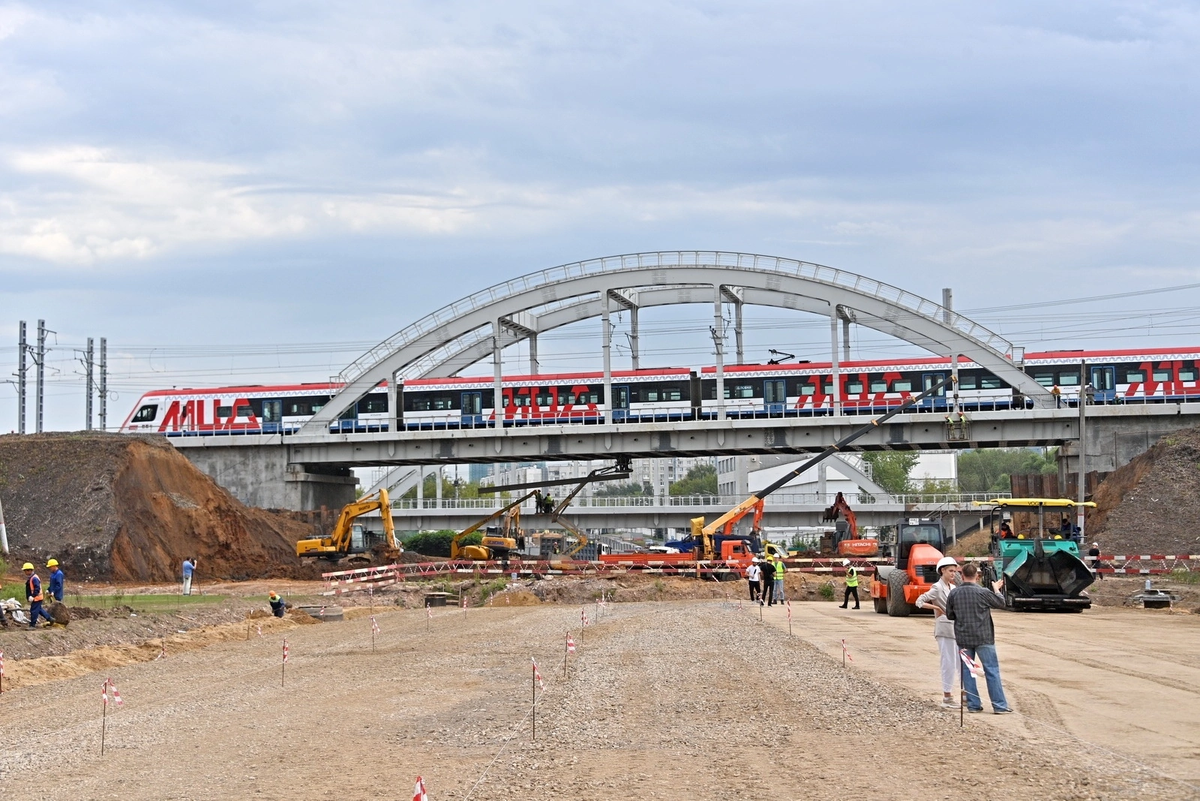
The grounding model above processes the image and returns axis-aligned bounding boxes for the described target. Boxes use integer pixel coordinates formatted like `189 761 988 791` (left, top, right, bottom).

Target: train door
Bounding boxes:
261 400 282 433
764 379 786 416
460 391 483 427
612 385 630 422
921 373 947 410
1090 366 1116 403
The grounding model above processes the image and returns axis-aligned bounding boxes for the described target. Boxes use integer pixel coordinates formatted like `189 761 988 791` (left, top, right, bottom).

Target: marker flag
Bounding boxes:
581 608 590 627
1 650 5 676
371 616 380 635
257 624 263 637
841 638 854 663
532 657 545 690
109 679 123 707
567 633 576 653
786 601 792 622
959 649 983 678
427 605 433 620
412 776 427 801
283 638 290 664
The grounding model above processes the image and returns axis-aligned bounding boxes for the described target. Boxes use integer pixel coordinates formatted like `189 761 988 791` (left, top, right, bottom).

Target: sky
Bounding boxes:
3 1 1200 431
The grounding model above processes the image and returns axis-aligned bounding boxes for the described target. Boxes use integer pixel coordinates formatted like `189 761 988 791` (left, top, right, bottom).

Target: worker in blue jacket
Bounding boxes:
47 558 65 602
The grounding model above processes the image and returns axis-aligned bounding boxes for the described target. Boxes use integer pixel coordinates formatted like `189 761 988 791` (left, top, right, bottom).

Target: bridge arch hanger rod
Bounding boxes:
299 251 1050 435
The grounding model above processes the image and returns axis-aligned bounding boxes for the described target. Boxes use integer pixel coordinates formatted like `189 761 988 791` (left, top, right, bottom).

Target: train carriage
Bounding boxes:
120 348 1200 436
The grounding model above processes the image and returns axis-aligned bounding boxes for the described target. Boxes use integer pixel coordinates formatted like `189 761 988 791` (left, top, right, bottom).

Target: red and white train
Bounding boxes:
120 348 1200 436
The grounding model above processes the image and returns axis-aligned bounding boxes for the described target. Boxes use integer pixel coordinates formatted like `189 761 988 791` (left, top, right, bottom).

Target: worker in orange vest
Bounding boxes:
23 563 55 628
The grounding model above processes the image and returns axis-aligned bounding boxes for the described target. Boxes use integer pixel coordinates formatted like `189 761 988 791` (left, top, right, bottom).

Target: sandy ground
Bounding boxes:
0 589 1196 800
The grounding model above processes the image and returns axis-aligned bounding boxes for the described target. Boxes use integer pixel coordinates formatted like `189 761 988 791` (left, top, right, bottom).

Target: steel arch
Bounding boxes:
299 251 1047 434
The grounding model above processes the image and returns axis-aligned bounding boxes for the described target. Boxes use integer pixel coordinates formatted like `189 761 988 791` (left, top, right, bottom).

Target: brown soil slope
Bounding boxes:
0 433 317 582
1088 426 1200 555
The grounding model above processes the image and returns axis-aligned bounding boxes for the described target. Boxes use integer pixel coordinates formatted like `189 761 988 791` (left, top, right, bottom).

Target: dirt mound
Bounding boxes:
1088 427 1200 555
0 432 321 582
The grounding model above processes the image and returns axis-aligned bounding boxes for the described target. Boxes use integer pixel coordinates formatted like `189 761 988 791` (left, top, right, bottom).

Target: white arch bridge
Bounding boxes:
171 252 1196 510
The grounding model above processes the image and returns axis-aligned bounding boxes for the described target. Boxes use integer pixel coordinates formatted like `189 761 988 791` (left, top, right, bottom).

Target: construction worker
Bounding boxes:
838 558 860 609
46 558 65 602
23 563 54 628
746 558 762 602
760 556 776 606
772 555 787 603
269 592 288 618
182 556 196 596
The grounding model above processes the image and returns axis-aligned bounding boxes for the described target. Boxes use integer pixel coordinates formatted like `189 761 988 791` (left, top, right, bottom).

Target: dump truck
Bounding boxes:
974 498 1095 611
296 489 402 563
869 518 946 616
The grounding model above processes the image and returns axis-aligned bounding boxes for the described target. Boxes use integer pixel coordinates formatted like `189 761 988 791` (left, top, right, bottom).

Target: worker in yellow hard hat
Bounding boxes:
268 592 288 618
46 558 65 603
23 563 54 628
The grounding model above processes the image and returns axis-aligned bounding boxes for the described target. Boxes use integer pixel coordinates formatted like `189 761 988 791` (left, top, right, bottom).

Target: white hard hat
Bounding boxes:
936 556 958 571
841 558 850 566
1092 542 1099 547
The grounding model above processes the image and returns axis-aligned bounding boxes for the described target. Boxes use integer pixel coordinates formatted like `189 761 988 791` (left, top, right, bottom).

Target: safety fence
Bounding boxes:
323 553 1200 595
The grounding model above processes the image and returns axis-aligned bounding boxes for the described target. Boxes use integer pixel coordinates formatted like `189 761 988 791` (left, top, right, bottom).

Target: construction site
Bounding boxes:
0 431 1198 799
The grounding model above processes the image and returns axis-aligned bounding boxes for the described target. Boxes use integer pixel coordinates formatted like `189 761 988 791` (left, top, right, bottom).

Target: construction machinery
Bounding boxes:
974 498 1095 611
296 489 402 563
818 492 880 557
684 376 954 560
451 490 540 561
869 518 947 616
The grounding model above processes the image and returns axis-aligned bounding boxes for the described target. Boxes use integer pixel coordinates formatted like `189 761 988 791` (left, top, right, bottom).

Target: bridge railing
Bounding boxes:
391 491 1008 512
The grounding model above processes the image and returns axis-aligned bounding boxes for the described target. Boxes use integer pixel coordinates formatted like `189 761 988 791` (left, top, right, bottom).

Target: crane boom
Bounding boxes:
694 375 955 544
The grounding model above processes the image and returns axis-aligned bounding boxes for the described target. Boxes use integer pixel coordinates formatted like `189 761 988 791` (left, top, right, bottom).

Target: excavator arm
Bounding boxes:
451 489 539 559
822 491 858 540
296 489 400 560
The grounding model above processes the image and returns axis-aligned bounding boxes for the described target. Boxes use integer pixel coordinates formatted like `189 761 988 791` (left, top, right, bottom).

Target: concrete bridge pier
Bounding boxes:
183 447 358 511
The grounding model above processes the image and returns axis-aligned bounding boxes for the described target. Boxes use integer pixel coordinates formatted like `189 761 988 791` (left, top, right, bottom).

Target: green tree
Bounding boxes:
862 452 919 495
957 448 1057 494
670 463 717 496
593 481 653 497
403 529 481 557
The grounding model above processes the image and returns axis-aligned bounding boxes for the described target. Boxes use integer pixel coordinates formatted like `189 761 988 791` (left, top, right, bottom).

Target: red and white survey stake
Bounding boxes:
581 608 590 627
959 649 983 678
412 776 427 801
566 633 576 654
371 616 380 635
532 657 545 691
841 638 854 665
100 677 122 755
257 624 263 637
0 650 5 694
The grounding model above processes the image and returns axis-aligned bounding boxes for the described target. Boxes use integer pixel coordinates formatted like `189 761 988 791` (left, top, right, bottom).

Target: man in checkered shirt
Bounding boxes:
945 563 1013 715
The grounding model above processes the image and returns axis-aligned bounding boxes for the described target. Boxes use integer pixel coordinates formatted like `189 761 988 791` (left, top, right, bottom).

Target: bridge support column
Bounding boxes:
829 309 841 415
528 333 538 375
493 322 503 425
602 291 612 420
182 449 356 511
713 285 726 421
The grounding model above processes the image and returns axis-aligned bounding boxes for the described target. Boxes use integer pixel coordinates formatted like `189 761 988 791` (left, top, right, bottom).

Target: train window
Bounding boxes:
823 383 833 394
980 376 1004 390
432 395 455 410
844 381 864 394
1152 369 1172 382
1058 373 1080 386
725 384 756 399
132 404 158 422
799 384 817 396
1032 371 1056 387
957 375 977 390
361 395 389 413
869 380 888 393
643 389 659 403
1123 370 1146 383
218 405 234 417
535 393 554 405
1181 368 1198 381
663 386 682 401
236 405 254 418
410 398 432 412
891 380 913 392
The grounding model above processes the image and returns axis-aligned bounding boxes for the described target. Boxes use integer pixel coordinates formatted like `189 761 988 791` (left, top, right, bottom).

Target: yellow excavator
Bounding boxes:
451 490 540 561
295 489 402 563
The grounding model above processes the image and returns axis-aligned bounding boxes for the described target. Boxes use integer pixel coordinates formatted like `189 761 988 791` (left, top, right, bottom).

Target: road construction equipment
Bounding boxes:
295 489 402 563
974 498 1095 611
819 492 880 557
869 518 947 616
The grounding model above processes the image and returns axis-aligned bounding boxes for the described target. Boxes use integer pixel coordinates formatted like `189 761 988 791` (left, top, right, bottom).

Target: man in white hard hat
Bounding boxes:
916 556 963 709
746 558 762 603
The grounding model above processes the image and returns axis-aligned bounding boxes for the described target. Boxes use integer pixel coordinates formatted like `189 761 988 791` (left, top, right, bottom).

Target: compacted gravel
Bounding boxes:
0 599 1185 800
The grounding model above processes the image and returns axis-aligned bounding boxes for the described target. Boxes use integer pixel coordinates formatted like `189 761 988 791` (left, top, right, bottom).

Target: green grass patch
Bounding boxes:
1170 568 1200 585
69 593 230 613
